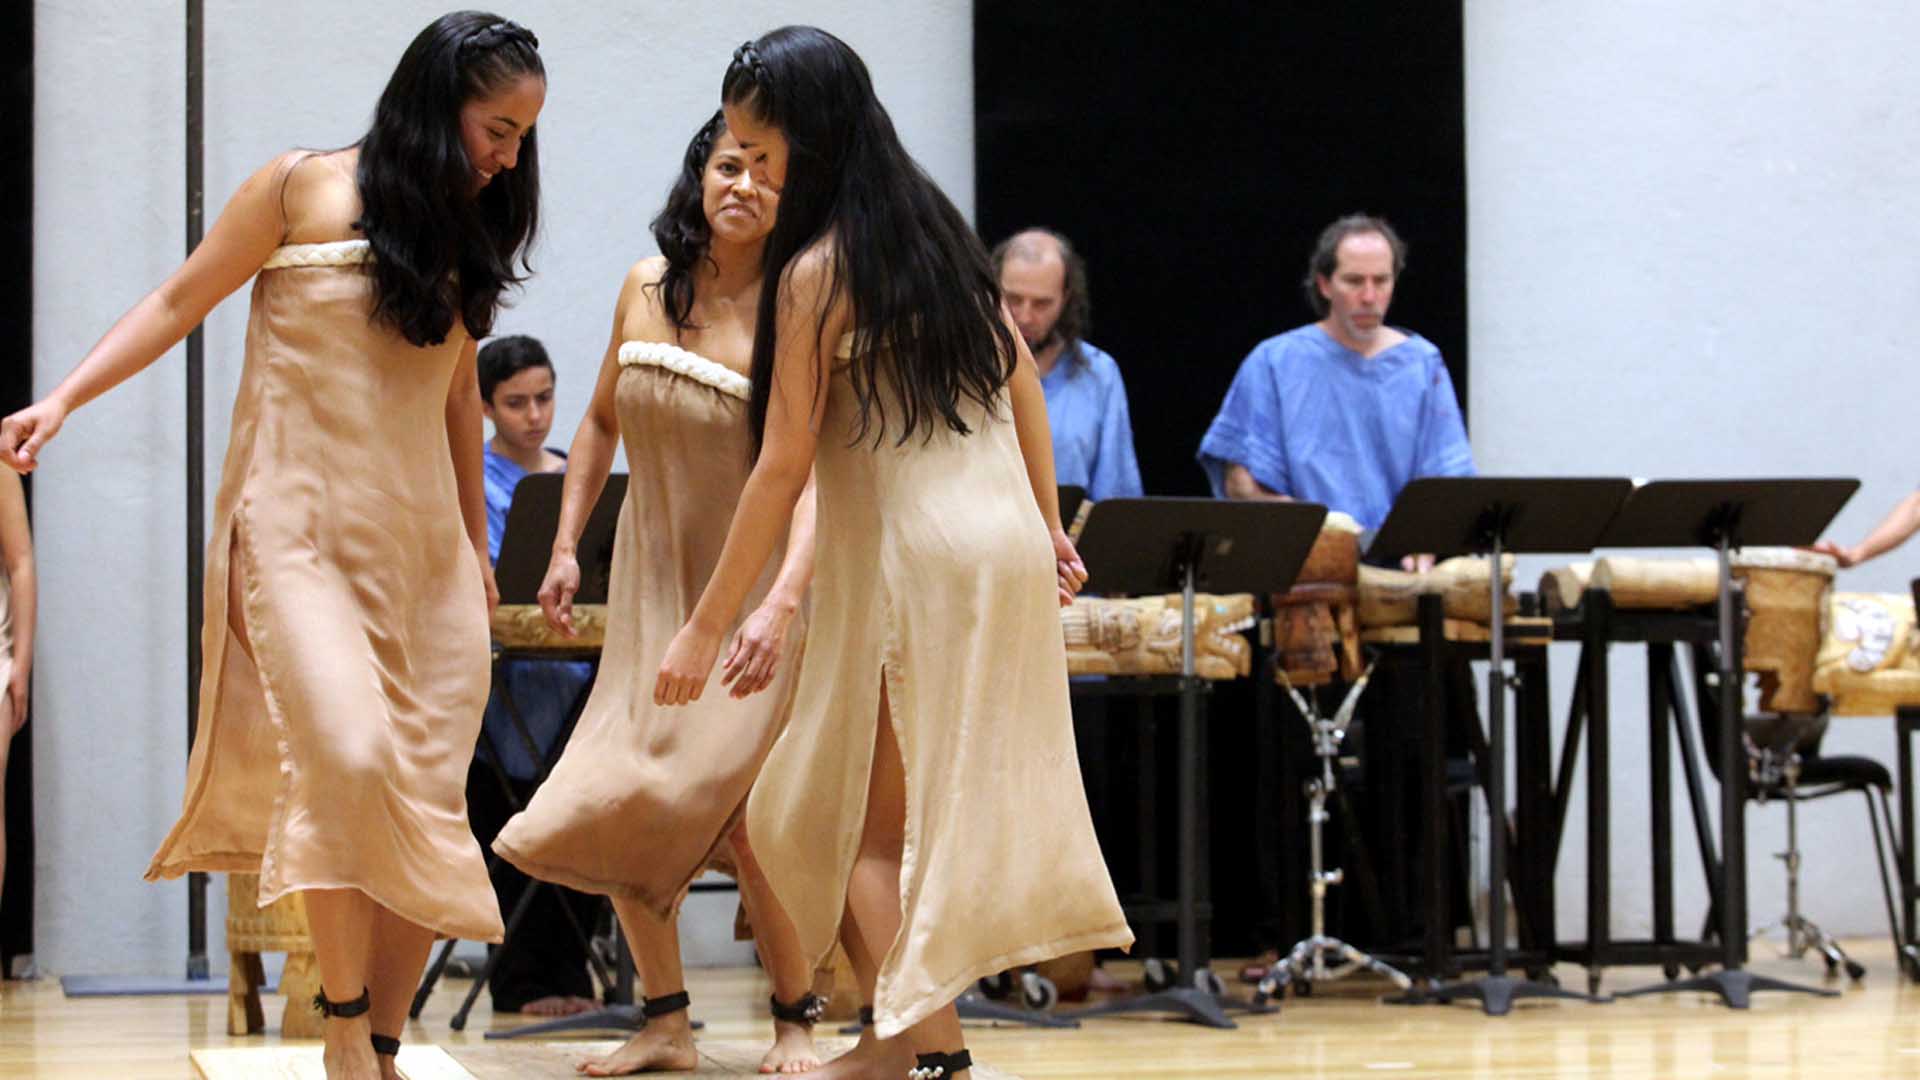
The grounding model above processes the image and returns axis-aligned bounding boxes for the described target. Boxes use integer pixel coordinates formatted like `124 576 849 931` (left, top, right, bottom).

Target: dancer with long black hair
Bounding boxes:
494 110 825 1076
0 12 543 1078
654 27 1133 1080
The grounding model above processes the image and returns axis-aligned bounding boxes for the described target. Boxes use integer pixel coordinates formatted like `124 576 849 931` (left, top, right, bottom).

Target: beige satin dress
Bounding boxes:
746 338 1134 1038
493 342 805 914
145 240 503 943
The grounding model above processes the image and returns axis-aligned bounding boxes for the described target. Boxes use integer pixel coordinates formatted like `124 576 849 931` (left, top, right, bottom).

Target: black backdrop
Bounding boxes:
974 2 1466 956
974 1 1468 497
1 0 31 974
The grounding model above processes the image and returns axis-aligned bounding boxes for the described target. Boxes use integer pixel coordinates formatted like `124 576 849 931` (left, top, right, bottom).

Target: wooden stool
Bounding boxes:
226 873 322 1038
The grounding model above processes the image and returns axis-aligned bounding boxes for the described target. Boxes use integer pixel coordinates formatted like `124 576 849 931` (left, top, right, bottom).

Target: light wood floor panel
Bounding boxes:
4 944 1919 1078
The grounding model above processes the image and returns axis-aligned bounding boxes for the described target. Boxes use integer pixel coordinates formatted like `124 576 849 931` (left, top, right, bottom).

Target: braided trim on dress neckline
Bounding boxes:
261 239 371 269
617 341 750 401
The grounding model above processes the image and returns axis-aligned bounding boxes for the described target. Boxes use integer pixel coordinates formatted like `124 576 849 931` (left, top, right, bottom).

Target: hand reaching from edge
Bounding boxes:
0 399 68 474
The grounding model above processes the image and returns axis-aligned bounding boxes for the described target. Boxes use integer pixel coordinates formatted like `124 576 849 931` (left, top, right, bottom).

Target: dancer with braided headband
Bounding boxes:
1 12 544 1079
654 27 1132 1080
495 110 826 1077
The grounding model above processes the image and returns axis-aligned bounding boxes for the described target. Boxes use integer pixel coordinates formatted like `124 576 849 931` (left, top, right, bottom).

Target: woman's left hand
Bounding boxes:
722 600 796 700
656 621 723 706
1053 528 1088 607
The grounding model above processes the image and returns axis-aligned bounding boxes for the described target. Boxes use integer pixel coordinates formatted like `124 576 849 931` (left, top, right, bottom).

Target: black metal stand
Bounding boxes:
1370 477 1632 1015
1899 698 1920 981
1256 665 1411 1000
1058 497 1327 1029
1543 592 1724 994
1595 479 1856 1008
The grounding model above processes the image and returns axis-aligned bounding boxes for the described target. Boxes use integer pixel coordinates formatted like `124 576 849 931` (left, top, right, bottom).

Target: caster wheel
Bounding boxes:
1824 954 1839 974
1294 979 1313 998
1662 963 1680 981
1143 958 1174 993
1020 972 1059 1012
1253 975 1279 1005
1845 960 1867 981
976 971 1013 1000
1192 969 1226 996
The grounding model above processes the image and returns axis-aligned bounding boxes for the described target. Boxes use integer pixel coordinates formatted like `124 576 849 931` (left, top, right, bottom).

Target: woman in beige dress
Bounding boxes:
0 469 33 925
654 28 1134 1080
0 14 546 1079
493 112 824 1076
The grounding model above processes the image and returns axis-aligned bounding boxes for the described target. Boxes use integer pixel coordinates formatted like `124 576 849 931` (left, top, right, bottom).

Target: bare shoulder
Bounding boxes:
624 255 669 297
277 148 364 244
780 236 838 291
614 256 674 340
776 237 847 327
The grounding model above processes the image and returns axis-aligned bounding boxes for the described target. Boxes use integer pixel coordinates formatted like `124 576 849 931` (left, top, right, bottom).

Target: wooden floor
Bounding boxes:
4 943 1920 1078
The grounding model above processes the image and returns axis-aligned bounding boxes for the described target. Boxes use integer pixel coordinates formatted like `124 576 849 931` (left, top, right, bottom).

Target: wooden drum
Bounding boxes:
1270 513 1362 687
1731 548 1835 716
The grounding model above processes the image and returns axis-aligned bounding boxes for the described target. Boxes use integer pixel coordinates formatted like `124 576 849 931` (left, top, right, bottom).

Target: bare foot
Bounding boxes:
321 1015 382 1080
576 1011 698 1076
521 994 598 1017
758 1017 822 1074
806 1029 912 1080
377 1052 405 1080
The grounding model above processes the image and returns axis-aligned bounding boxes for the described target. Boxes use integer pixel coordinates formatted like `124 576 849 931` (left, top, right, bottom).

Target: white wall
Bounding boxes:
32 0 972 976
1468 1 1920 947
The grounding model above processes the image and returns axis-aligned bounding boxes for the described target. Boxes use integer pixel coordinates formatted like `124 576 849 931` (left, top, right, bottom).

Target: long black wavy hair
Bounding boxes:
723 26 1017 454
647 110 728 335
356 11 543 347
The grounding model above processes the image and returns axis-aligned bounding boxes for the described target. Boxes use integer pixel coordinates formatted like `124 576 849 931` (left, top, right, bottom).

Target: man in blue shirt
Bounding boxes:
993 228 1143 502
1198 215 1474 559
469 335 599 1016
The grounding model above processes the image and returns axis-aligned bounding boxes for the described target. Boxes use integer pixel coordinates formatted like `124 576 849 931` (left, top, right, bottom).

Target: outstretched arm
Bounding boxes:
1814 489 1920 568
655 249 840 706
1 153 297 472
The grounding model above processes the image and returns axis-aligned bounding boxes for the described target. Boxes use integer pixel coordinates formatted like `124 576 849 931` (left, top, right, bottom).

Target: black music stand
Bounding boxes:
494 473 627 606
1059 497 1327 1029
1370 477 1632 1016
1597 478 1856 1009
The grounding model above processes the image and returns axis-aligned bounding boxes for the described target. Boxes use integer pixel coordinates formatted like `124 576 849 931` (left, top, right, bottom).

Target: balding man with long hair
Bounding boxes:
992 228 1143 501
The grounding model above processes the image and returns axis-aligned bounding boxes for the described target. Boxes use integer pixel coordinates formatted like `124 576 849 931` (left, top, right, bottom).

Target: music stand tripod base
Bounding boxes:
1369 478 1633 1016
956 990 1080 1029
1061 497 1327 1030
1596 478 1857 1008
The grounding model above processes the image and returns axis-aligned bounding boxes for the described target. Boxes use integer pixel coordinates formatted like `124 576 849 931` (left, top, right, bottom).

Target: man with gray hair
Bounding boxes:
993 228 1143 502
1197 213 1474 546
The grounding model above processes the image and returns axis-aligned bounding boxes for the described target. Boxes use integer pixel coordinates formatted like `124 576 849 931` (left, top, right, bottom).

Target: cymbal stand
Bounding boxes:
1256 663 1410 1002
